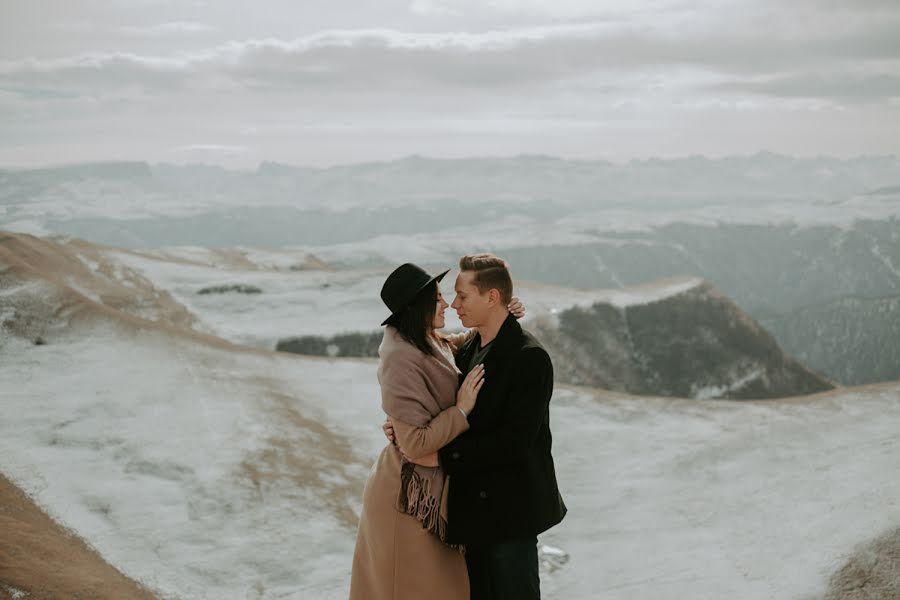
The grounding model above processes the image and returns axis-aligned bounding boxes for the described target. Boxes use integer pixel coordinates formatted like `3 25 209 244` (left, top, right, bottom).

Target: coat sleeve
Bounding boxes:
393 407 470 459
380 350 435 425
438 347 553 475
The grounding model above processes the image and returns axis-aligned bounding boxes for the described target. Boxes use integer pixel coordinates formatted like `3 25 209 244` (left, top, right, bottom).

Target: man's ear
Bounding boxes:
487 288 501 306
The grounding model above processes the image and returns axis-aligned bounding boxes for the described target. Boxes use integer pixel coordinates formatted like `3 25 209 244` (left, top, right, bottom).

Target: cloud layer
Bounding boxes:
3 15 900 98
0 0 898 167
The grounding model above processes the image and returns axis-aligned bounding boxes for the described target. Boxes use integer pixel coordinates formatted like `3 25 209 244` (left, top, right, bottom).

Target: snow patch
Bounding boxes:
692 367 765 400
62 277 102 303
1 219 52 236
2 585 29 599
870 240 900 281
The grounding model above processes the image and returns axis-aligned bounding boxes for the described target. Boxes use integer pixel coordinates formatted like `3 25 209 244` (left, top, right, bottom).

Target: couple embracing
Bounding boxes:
350 253 567 599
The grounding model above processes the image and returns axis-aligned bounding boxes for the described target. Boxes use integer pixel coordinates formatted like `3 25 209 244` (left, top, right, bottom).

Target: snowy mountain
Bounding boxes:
532 279 834 399
4 232 831 399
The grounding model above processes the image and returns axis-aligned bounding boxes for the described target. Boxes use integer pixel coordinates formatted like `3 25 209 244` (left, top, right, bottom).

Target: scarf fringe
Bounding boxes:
397 461 465 554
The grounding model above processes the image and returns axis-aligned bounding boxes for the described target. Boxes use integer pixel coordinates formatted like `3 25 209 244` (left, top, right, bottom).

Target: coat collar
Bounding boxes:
462 313 521 365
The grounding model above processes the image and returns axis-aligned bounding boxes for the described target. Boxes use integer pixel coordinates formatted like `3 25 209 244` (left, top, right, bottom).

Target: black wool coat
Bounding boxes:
439 313 567 546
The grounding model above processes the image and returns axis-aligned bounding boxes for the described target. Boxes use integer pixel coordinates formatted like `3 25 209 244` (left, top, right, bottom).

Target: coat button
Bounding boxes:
479 490 487 499
452 452 460 460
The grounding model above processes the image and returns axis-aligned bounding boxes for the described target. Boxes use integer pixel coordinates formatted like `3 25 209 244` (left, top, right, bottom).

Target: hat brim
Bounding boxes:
381 268 450 326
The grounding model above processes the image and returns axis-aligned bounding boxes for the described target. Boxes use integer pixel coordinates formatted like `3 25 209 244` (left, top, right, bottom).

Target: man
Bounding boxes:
388 253 567 599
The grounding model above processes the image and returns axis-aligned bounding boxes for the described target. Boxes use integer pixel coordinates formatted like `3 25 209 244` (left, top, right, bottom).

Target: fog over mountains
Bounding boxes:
3 153 899 386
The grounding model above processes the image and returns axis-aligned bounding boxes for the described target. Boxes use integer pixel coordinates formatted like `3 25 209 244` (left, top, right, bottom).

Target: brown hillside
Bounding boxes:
0 474 157 600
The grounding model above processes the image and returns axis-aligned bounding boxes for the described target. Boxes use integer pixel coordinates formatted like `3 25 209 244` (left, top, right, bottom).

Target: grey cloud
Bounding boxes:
816 0 900 11
174 144 250 154
2 17 900 102
44 20 216 37
0 52 197 95
713 72 900 102
118 22 218 36
0 85 82 100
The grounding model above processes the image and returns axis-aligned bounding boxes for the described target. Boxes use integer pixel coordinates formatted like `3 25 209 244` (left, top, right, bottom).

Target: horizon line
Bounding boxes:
2 150 898 173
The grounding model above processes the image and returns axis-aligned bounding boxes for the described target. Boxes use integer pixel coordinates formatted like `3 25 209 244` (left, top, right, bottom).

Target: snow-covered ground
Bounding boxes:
100 246 704 348
0 327 381 600
2 317 900 599
107 247 387 346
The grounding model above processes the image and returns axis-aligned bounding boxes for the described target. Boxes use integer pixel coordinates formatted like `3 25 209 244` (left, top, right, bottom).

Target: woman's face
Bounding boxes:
433 287 449 330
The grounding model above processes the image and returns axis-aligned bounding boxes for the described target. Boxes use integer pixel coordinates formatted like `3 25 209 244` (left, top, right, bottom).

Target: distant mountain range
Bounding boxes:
2 155 899 388
2 154 899 243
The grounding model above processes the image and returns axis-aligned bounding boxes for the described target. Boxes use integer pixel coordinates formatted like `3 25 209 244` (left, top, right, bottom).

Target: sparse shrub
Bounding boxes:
276 330 382 358
197 284 262 295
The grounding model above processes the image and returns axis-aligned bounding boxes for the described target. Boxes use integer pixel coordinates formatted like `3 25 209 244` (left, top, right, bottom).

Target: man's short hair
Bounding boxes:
459 253 513 304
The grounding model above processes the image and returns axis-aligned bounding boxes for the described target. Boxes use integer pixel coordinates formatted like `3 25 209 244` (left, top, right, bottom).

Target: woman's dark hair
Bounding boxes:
388 280 438 358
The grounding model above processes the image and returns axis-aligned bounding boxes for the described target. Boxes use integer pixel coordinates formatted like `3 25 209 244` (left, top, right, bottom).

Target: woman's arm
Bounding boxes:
392 406 469 459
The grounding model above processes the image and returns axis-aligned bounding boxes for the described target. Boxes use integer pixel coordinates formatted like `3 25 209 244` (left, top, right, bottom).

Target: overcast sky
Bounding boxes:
1 0 899 168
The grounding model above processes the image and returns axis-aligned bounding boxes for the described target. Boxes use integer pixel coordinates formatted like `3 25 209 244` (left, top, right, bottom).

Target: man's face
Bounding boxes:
451 271 492 328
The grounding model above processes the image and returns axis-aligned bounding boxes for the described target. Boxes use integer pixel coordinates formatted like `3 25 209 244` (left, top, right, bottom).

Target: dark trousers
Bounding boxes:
465 537 540 600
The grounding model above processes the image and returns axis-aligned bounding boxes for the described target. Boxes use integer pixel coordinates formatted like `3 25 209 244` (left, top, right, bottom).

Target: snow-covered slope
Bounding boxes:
0 472 158 600
3 306 900 599
541 382 900 600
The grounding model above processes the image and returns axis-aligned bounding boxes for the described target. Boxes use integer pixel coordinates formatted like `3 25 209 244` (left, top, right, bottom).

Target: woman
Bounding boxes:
349 263 523 599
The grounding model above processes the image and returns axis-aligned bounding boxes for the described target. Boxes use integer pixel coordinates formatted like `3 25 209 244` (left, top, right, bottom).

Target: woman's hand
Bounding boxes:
382 418 395 445
456 364 485 416
508 296 526 319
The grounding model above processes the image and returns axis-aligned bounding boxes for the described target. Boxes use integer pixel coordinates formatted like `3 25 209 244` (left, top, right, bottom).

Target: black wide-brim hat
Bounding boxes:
380 263 450 326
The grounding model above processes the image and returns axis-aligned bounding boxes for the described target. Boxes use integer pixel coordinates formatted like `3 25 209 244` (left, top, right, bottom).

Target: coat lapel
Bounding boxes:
456 314 521 376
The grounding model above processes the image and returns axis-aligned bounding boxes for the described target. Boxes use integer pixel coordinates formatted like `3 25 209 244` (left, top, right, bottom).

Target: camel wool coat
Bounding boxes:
350 328 472 600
